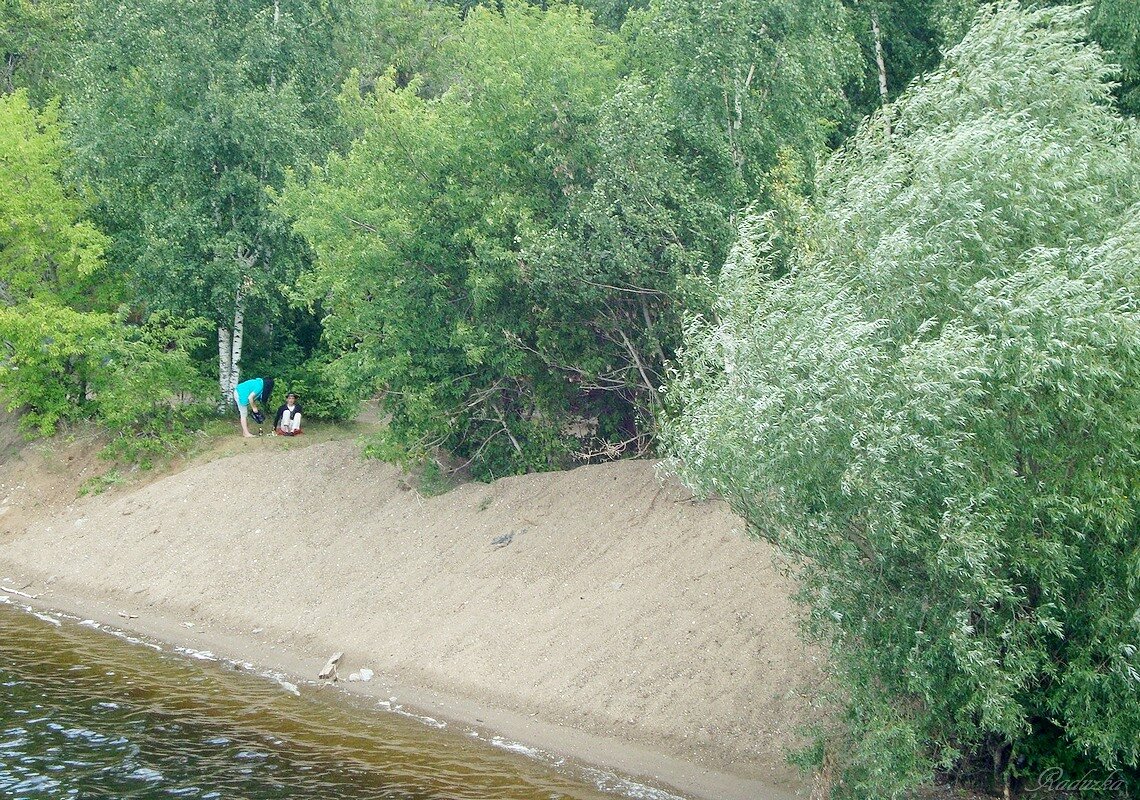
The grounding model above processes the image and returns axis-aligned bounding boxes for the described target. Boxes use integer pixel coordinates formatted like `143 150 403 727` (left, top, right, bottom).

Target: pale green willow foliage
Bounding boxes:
664 4 1140 796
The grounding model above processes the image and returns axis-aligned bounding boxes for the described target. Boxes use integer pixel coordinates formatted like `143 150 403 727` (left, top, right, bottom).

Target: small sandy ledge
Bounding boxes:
0 438 825 800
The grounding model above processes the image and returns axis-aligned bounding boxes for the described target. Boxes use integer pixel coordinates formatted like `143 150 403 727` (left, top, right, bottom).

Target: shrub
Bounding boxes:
0 301 108 434
0 303 213 460
268 355 361 423
90 311 215 462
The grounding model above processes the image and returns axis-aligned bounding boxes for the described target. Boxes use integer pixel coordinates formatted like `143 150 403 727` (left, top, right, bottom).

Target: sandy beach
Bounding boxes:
0 424 825 800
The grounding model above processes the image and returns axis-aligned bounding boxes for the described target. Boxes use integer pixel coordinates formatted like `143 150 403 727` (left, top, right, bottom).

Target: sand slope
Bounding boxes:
0 434 824 799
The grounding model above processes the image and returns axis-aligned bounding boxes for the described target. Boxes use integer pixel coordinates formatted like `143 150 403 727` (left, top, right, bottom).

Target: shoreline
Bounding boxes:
0 582 800 800
1 438 823 800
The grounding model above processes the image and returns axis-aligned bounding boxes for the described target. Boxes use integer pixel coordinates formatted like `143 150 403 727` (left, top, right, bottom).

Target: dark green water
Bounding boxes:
0 602 676 800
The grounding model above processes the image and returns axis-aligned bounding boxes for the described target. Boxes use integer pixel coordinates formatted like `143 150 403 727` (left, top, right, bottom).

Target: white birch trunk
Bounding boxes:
218 326 233 409
227 248 258 400
728 64 756 172
871 12 890 137
229 285 246 394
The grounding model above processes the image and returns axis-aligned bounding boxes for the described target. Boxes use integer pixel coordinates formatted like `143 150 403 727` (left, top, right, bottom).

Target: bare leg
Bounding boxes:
238 403 254 437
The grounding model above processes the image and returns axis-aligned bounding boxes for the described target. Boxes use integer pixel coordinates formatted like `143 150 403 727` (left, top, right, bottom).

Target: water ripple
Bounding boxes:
0 604 666 800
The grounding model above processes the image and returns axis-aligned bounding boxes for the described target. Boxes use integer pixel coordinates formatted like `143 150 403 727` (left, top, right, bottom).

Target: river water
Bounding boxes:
0 601 677 800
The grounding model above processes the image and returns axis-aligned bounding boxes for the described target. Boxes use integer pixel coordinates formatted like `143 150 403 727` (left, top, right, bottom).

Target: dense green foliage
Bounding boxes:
0 303 211 449
1090 0 1140 114
64 0 353 406
89 311 215 463
517 0 857 460
0 0 80 101
664 4 1140 796
7 0 1132 470
840 0 979 122
283 0 860 474
283 0 621 477
0 68 208 456
0 301 109 434
4 1 1140 793
0 90 107 306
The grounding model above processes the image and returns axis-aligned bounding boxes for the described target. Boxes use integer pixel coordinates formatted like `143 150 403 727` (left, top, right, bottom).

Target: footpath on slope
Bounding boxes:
0 421 826 800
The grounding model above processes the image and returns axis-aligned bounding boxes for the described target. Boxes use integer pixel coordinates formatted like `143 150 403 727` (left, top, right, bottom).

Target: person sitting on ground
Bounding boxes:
233 376 274 438
274 391 303 436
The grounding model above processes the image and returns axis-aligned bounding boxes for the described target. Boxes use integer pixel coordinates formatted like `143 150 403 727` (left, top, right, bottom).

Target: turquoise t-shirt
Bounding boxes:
234 377 264 406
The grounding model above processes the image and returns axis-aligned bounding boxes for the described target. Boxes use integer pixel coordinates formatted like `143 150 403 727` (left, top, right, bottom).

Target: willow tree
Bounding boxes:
65 0 348 405
665 4 1140 796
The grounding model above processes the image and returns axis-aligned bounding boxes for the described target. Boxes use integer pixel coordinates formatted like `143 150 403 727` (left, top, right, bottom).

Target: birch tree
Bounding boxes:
625 0 856 204
65 0 346 405
841 0 980 130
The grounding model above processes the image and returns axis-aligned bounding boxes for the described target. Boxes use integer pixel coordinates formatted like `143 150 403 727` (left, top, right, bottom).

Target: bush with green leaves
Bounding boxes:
664 4 1140 797
280 0 617 478
0 302 213 460
89 311 215 463
0 301 108 435
260 354 361 423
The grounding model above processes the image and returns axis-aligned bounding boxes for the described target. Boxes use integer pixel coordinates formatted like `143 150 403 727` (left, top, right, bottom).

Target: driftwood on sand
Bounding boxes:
318 651 343 681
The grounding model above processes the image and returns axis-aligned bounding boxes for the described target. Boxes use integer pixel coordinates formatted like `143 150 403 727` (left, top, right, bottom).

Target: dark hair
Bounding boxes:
262 377 275 406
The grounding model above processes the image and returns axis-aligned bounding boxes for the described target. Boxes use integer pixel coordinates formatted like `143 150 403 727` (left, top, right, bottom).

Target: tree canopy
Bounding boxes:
664 4 1140 795
0 90 107 306
65 0 351 403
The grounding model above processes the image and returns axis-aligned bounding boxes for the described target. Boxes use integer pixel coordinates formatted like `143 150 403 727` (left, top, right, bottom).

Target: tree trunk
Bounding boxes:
226 248 258 401
217 270 251 410
871 12 890 137
229 284 246 395
218 325 233 409
3 52 19 94
726 63 756 173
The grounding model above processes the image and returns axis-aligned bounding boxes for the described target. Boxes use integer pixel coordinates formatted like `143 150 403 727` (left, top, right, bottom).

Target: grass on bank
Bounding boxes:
66 412 386 498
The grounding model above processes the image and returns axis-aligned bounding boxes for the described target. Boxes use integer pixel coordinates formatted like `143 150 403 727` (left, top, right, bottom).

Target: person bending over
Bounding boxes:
274 392 303 436
234 376 274 438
